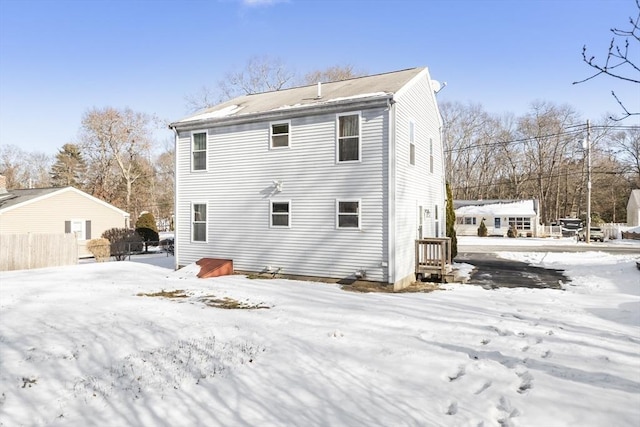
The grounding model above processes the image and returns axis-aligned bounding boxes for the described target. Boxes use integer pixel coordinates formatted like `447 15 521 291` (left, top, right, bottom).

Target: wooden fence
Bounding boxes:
0 233 78 271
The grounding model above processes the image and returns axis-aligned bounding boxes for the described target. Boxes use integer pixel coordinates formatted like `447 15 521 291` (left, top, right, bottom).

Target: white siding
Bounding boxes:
392 70 446 284
176 107 390 282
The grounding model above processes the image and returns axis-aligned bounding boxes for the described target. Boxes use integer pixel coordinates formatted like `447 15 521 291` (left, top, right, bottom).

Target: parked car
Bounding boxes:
578 226 604 242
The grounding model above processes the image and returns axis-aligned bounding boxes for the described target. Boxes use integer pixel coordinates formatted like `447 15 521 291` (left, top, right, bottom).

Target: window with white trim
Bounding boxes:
409 121 415 165
270 121 290 148
192 203 207 242
65 219 90 240
270 201 290 227
337 200 360 228
463 217 476 225
192 132 207 171
337 113 360 162
508 217 531 230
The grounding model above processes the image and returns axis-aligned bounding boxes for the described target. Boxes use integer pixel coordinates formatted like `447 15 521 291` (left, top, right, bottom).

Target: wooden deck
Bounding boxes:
415 238 452 282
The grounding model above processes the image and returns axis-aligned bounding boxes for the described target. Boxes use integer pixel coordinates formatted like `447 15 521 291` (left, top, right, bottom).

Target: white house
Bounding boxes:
627 189 640 227
454 199 540 237
169 67 446 289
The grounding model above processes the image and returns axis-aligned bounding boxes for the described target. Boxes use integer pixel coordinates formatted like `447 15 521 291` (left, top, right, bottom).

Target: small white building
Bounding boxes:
627 189 640 227
454 199 540 237
170 67 447 289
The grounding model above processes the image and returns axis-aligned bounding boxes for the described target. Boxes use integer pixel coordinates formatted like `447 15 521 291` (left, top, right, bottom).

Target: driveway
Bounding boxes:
456 252 568 290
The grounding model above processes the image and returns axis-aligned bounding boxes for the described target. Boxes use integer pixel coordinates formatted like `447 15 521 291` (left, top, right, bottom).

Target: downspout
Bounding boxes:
387 98 397 285
169 124 179 271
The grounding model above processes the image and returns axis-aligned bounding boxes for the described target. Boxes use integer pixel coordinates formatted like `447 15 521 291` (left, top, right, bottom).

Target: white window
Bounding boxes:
192 132 207 171
337 200 360 229
464 217 476 225
192 203 207 242
508 217 531 230
69 219 86 240
337 113 361 162
270 121 290 149
270 201 290 227
409 121 415 166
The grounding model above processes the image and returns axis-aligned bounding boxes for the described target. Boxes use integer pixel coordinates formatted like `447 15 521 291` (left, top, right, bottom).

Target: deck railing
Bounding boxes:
415 237 452 279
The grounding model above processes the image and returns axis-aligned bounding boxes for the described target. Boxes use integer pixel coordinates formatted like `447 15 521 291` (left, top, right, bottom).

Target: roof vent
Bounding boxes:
316 82 322 99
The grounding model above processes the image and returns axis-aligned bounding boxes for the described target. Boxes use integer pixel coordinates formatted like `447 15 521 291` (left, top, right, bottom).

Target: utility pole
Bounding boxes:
584 120 592 244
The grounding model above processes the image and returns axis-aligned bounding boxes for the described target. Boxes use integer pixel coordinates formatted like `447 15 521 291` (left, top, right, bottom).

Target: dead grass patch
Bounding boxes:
198 295 270 310
137 290 189 298
341 281 441 293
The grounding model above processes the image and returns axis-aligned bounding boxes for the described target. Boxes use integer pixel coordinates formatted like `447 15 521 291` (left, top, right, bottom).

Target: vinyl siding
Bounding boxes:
176 107 389 282
392 71 446 283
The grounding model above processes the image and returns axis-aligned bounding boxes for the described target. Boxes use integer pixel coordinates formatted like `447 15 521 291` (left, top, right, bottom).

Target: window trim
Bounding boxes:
70 219 86 240
336 199 361 229
270 200 291 228
191 131 208 172
336 112 362 163
191 202 208 243
269 120 291 149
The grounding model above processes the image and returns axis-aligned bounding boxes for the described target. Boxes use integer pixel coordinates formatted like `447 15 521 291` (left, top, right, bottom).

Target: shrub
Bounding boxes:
102 227 144 261
507 224 518 238
135 212 159 252
87 238 111 262
477 220 488 237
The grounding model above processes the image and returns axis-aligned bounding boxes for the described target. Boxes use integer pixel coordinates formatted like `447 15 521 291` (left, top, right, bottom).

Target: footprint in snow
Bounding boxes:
447 365 466 382
474 381 492 395
517 370 534 394
446 401 458 415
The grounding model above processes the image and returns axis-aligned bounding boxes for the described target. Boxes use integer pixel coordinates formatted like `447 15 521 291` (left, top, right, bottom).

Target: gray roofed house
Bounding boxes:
170 66 448 289
0 177 130 259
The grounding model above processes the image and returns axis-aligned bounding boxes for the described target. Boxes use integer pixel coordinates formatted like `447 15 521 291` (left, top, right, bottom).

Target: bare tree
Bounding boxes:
574 0 640 120
0 145 52 189
80 107 156 213
302 64 365 84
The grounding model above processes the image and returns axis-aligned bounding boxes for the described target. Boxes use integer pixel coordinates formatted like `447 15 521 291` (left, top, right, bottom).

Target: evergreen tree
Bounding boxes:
50 143 86 188
445 183 458 259
478 219 488 237
135 211 159 252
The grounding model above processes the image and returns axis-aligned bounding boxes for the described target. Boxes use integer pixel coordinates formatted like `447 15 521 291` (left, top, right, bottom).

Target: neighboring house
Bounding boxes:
170 67 446 289
627 189 640 227
0 180 130 257
454 199 540 237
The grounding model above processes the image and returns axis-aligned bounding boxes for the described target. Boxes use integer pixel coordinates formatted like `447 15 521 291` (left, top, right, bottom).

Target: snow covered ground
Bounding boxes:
0 240 639 426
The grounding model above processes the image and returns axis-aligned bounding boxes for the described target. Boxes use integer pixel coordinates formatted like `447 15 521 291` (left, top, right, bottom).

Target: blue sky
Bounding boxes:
0 0 638 156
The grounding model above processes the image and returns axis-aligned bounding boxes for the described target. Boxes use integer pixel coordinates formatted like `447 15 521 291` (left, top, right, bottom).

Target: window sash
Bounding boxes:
338 201 359 228
271 123 289 148
338 114 360 162
192 203 207 241
192 132 207 171
271 201 290 227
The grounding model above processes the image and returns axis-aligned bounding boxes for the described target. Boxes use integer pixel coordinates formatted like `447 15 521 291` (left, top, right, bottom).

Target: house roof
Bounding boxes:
0 186 130 217
171 67 430 128
454 200 537 217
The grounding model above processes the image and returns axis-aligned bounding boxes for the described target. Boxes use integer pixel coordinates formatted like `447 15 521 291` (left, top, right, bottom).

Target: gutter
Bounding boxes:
170 96 393 132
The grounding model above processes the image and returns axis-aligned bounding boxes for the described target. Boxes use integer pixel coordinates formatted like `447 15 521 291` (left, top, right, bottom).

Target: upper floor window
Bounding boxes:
270 201 290 227
270 121 290 149
192 132 207 171
192 203 207 242
337 113 360 162
337 200 360 229
409 121 416 165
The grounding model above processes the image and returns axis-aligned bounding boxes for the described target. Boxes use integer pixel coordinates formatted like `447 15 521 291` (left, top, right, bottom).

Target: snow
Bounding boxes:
456 200 536 216
178 104 245 122
1 245 639 426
